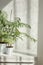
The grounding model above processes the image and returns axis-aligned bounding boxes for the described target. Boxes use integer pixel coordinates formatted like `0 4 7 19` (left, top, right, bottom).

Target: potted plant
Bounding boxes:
0 10 36 54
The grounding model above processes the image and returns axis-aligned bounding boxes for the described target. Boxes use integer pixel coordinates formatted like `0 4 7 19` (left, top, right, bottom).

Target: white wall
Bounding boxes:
14 0 30 50
30 0 38 54
38 0 43 65
13 0 38 55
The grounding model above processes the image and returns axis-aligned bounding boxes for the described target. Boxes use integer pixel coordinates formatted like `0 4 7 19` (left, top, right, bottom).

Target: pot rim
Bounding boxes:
6 46 13 48
0 42 8 44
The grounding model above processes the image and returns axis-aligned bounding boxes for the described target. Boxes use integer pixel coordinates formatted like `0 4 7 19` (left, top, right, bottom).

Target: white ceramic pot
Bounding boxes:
4 47 13 55
0 44 6 54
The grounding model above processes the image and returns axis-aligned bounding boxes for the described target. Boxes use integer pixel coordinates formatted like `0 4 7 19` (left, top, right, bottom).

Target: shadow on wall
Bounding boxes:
0 0 12 9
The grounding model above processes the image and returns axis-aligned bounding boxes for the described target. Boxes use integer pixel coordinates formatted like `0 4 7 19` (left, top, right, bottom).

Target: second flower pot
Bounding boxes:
4 45 14 55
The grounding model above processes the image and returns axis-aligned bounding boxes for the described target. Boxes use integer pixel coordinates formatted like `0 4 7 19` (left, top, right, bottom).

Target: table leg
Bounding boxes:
3 56 6 65
19 57 22 65
0 56 1 65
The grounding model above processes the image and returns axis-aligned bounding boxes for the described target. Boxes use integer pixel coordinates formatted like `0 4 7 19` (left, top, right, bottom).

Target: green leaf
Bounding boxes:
20 32 37 42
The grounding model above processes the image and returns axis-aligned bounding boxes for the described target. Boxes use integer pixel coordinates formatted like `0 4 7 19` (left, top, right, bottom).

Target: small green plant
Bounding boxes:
0 10 36 46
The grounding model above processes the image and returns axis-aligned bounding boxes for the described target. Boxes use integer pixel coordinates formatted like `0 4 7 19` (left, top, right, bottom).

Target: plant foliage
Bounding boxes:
0 10 36 44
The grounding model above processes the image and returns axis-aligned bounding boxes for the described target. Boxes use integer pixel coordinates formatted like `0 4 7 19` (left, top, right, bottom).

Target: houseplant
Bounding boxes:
0 10 36 54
